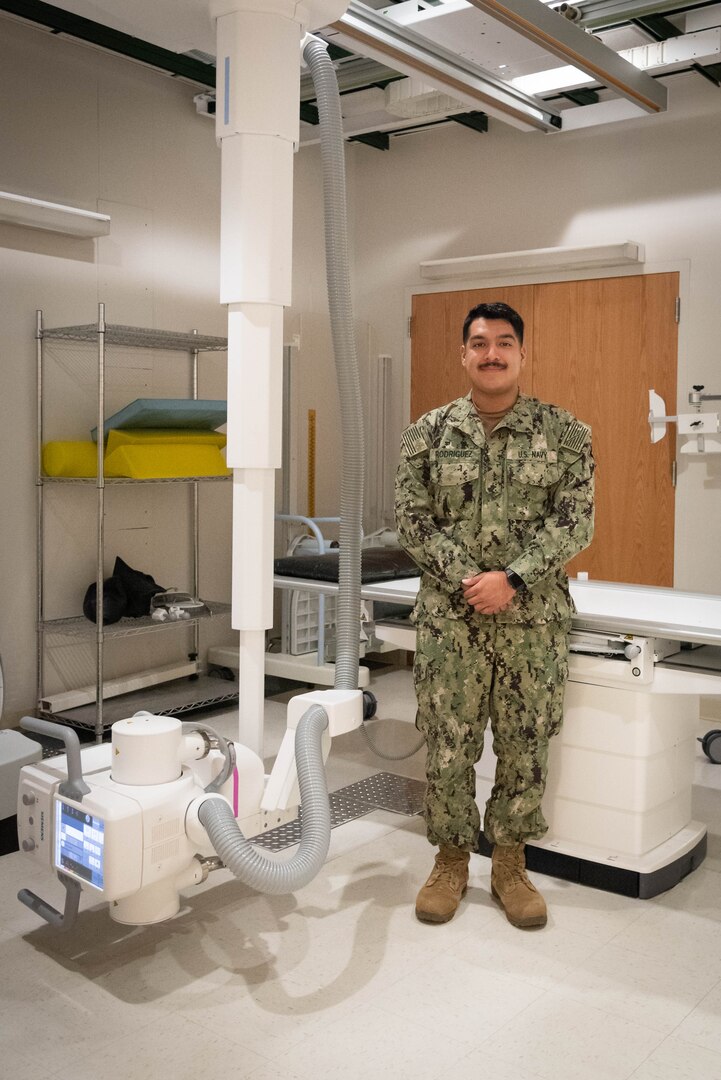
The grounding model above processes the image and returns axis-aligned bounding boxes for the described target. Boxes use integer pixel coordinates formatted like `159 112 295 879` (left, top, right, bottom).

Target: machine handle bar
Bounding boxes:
18 874 82 932
20 716 90 801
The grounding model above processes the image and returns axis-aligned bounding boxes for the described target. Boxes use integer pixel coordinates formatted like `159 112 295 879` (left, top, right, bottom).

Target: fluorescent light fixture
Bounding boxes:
466 0 667 113
512 64 595 96
326 1 562 133
419 241 645 279
0 191 111 237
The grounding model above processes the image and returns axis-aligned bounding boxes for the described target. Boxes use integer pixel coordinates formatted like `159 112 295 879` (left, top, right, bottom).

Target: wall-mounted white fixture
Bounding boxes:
649 388 721 454
419 241 644 280
194 92 216 119
0 191 111 237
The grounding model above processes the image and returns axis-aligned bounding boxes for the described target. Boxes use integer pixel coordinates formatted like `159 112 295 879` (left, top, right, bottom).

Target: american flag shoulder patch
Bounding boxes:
401 424 428 459
560 420 590 454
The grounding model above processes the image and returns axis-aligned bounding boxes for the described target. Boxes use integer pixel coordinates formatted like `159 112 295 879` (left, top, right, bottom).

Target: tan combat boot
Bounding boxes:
491 843 547 929
415 845 470 923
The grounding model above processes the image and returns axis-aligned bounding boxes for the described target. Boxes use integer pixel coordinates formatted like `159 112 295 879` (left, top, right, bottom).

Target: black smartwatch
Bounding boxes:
505 569 526 592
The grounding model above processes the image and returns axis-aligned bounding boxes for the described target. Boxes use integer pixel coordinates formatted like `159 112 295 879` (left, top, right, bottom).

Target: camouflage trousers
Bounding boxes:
414 617 571 849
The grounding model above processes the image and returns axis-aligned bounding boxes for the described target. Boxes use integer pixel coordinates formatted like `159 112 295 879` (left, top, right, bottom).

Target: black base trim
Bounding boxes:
476 831 707 898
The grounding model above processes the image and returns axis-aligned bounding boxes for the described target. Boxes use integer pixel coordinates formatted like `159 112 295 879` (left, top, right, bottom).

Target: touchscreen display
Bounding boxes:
55 801 105 890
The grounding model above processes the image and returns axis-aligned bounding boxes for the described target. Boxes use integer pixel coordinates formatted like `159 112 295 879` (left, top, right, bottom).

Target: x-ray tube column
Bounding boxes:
212 3 298 754
212 1 349 753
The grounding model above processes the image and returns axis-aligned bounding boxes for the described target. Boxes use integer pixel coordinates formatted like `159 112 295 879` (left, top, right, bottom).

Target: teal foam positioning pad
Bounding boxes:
91 399 227 441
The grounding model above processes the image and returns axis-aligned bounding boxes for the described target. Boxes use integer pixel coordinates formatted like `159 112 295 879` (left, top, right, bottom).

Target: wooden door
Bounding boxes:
410 273 678 587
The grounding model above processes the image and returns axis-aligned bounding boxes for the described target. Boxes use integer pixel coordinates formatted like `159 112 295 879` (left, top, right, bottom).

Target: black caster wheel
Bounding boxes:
362 690 378 720
699 729 721 764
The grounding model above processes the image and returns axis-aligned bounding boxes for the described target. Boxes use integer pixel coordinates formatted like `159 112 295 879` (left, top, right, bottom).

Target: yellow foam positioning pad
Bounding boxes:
105 428 227 449
103 444 231 479
43 441 99 477
43 434 230 479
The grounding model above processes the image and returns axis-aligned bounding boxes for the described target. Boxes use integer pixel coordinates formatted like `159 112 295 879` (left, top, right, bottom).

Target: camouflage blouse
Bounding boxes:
394 393 595 625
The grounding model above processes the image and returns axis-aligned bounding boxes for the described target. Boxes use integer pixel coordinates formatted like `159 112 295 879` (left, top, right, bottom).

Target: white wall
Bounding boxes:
0 20 231 726
289 144 380 534
346 72 721 596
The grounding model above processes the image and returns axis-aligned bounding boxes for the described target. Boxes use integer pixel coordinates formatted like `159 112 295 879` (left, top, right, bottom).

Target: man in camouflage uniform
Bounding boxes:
394 301 594 929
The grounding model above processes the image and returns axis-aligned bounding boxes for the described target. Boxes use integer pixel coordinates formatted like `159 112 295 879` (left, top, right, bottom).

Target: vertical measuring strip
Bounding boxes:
307 408 316 520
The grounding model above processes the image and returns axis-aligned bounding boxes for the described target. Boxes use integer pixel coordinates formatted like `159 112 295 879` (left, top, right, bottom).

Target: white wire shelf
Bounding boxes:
42 324 227 351
40 601 232 640
44 674 239 732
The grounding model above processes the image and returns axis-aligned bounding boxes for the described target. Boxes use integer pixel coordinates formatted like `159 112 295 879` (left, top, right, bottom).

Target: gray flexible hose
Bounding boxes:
198 705 330 894
303 36 365 692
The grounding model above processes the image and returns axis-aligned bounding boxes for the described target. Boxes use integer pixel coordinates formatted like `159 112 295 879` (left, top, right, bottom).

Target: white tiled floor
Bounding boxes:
2 662 721 1080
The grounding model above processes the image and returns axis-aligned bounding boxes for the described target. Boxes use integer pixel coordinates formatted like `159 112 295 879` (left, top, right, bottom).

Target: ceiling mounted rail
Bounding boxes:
572 0 712 30
467 0 667 112
325 1 563 133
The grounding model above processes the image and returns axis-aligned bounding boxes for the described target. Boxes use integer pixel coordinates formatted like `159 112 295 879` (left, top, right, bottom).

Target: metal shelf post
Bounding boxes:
95 303 106 742
35 310 45 714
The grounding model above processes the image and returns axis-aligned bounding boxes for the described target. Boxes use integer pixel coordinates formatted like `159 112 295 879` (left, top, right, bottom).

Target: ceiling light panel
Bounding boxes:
512 64 595 94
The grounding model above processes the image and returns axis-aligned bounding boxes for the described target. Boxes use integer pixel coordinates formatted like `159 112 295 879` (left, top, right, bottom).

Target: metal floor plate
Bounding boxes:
347 772 427 816
252 772 426 852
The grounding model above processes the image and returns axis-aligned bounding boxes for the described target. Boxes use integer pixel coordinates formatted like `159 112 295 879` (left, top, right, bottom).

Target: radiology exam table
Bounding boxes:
380 576 721 897
211 571 721 898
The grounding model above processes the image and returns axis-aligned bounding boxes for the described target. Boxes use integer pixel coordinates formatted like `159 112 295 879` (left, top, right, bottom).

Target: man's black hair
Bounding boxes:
462 302 524 345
